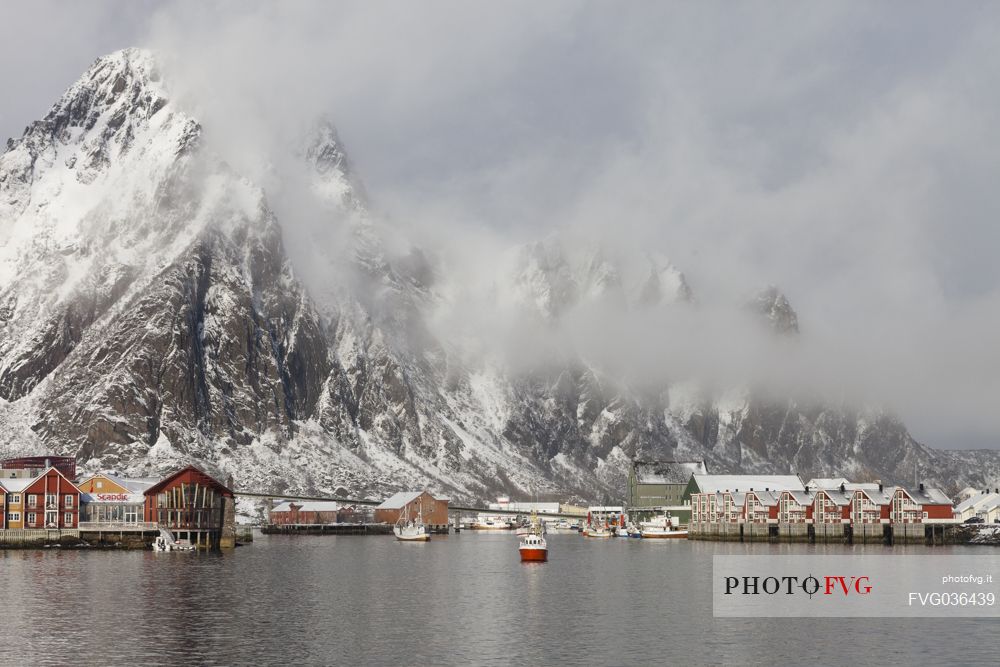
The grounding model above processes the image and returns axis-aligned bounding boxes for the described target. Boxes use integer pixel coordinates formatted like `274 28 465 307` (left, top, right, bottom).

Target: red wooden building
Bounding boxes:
143 465 234 547
744 490 780 524
777 490 814 523
812 488 851 524
374 491 450 529
269 501 342 525
1 456 76 479
908 484 954 521
19 467 80 529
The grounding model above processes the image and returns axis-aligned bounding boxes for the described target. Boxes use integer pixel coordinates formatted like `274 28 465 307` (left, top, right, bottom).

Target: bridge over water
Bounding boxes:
234 491 586 519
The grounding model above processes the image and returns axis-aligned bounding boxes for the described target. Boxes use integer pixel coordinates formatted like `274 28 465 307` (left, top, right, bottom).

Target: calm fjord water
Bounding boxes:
2 534 997 666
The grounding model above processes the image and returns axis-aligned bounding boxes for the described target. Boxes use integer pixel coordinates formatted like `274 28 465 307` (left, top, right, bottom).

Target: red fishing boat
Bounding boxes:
519 532 548 562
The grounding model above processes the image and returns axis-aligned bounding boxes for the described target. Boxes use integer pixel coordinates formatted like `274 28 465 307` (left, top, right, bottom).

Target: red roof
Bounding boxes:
142 465 234 497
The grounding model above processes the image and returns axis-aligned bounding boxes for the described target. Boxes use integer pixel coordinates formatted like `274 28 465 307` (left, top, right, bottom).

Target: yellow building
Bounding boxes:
1 478 30 529
76 473 157 526
76 474 132 495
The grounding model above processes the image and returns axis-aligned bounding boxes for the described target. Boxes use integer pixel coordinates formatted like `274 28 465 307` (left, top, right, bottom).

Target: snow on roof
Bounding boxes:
955 493 1000 513
806 478 882 492
974 496 1000 513
746 489 781 506
956 487 981 502
105 474 158 494
693 474 803 494
633 460 707 484
377 491 425 510
856 488 893 505
906 486 953 506
0 478 32 492
806 478 849 489
816 488 853 505
270 501 342 512
783 489 815 505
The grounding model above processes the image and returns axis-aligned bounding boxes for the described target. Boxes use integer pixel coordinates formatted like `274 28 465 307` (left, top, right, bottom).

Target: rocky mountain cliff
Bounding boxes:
2 49 998 502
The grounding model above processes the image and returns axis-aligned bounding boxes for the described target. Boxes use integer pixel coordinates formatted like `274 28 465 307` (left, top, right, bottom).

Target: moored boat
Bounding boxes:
516 519 547 536
639 514 688 539
152 528 195 552
394 500 431 541
547 519 575 533
394 520 431 541
470 514 515 531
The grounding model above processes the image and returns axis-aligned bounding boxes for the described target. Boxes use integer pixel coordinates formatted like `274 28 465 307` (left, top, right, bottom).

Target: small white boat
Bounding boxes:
470 515 514 531
516 520 547 537
394 500 431 541
394 520 430 541
152 535 195 552
640 514 688 539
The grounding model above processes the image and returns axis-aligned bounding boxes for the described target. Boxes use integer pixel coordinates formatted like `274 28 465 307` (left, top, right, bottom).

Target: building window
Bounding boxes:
26 512 36 526
27 494 37 508
65 513 74 526
96 480 103 489
65 495 74 508
9 512 21 523
10 493 20 504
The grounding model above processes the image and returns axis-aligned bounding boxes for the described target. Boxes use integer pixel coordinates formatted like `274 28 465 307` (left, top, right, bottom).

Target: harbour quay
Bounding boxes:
1 456 240 550
687 474 960 545
262 490 452 535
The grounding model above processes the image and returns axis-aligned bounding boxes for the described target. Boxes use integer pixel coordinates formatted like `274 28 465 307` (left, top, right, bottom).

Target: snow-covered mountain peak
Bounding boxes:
505 236 694 320
0 46 198 231
301 117 366 211
3 49 998 502
750 285 799 334
509 235 579 320
633 253 692 307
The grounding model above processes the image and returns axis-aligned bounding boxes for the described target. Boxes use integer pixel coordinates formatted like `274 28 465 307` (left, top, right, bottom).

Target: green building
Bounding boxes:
626 459 708 522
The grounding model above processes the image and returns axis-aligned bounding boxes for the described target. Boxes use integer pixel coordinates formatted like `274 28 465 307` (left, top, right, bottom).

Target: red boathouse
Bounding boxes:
143 465 235 548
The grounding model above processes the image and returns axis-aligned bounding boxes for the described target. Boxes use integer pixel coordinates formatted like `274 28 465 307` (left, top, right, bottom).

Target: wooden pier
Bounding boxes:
261 523 396 536
688 520 965 545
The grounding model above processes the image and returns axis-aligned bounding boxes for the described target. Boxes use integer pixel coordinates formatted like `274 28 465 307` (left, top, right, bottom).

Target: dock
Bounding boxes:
688 520 965 545
261 523 394 536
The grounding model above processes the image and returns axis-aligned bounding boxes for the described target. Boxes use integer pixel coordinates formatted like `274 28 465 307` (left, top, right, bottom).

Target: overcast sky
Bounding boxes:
2 1 999 450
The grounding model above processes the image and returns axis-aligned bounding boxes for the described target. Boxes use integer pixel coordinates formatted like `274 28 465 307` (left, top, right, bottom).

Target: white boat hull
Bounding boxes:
583 529 612 538
394 524 430 541
640 529 688 539
395 532 430 541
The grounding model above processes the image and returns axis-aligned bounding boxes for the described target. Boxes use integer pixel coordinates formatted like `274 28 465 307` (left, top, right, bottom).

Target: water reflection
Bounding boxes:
1 536 997 666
